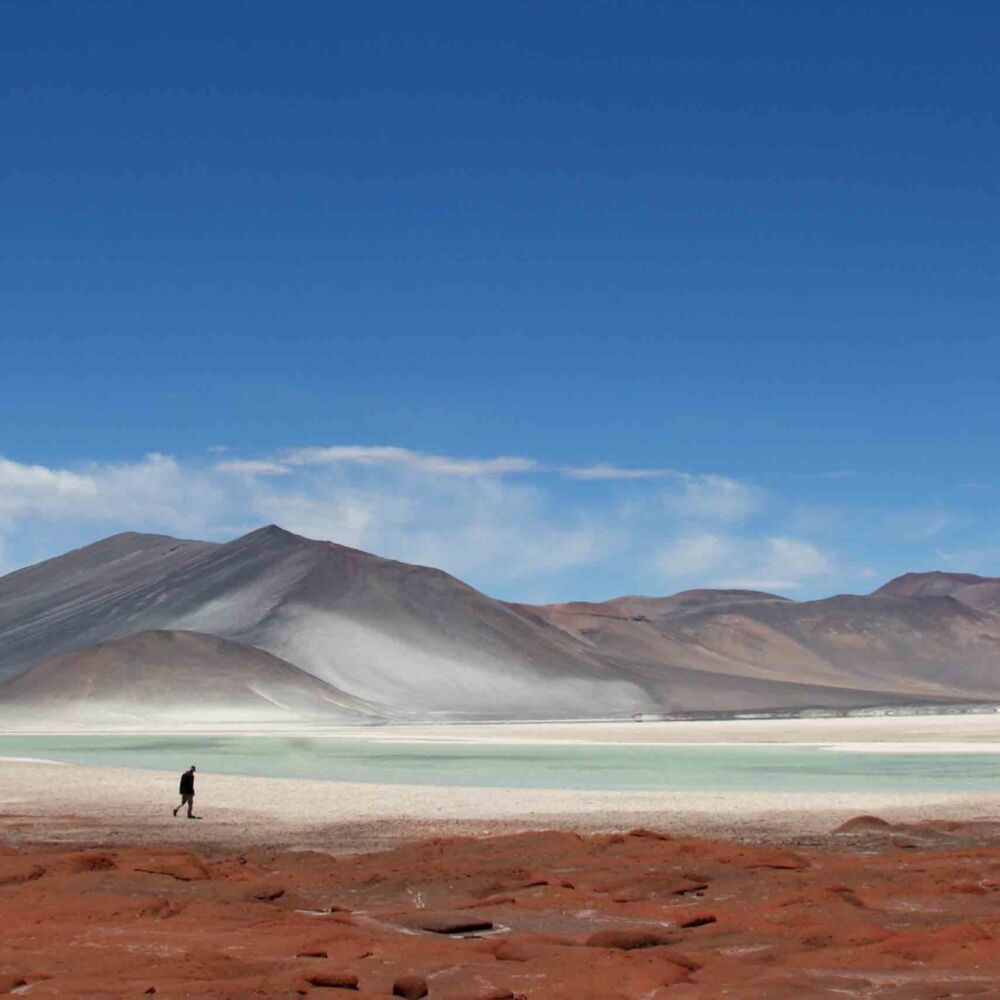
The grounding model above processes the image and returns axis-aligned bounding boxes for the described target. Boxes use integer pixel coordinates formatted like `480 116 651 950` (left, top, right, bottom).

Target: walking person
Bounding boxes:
173 765 199 819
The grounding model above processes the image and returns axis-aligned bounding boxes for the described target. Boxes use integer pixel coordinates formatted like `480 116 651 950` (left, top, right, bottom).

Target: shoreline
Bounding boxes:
4 757 1000 854
2 711 1000 746
4 715 1000 854
356 713 1000 745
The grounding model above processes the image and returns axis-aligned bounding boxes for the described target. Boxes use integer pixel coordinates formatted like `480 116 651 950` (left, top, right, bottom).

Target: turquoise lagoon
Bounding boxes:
0 733 997 793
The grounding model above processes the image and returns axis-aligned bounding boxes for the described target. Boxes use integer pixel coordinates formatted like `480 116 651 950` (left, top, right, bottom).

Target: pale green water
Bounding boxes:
1 734 998 792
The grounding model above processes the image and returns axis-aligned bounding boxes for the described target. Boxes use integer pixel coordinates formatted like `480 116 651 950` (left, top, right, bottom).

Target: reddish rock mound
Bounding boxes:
834 814 894 833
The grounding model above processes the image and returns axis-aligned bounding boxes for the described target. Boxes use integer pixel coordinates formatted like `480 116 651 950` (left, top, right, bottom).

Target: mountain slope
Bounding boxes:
0 526 653 719
0 630 377 727
526 588 1000 705
2 527 999 722
0 531 219 676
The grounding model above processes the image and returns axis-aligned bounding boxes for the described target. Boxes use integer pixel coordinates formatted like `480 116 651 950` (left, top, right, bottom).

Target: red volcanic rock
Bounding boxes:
822 884 869 908
9 828 1000 996
132 852 208 881
949 881 994 895
876 922 996 970
660 950 702 972
610 886 645 902
834 814 894 833
742 848 807 870
461 892 516 908
305 969 359 989
493 937 578 962
249 883 286 901
585 928 676 950
628 827 673 841
0 860 44 886
391 974 429 998
66 851 117 872
590 871 708 898
394 911 494 934
0 976 27 994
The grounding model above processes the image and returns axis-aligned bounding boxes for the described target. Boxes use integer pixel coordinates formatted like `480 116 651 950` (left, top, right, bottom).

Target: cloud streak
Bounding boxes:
562 464 673 481
283 445 540 477
215 459 291 476
217 446 704 483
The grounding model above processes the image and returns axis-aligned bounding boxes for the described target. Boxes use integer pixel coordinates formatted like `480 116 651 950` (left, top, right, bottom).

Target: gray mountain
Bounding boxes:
0 526 652 719
2 525 999 723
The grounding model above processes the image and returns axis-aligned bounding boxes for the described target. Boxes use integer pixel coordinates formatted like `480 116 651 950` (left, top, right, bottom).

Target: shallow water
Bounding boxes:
1 734 998 792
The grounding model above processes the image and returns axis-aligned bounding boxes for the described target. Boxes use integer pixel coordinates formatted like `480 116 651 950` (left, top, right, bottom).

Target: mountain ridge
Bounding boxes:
1 526 998 723
874 570 1000 612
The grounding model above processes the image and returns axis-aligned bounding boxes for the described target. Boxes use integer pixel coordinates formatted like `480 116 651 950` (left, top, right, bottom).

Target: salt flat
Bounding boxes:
365 712 1000 747
6 709 1000 744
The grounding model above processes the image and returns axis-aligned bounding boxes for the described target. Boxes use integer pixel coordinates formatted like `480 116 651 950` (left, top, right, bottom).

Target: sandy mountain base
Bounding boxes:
0 629 378 726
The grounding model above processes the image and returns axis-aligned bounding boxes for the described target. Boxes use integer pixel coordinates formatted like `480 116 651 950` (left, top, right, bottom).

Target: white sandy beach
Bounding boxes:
4 759 1000 854
3 711 1000 854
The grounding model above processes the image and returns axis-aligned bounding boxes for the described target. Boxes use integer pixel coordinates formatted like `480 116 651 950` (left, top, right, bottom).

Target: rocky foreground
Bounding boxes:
4 820 1000 998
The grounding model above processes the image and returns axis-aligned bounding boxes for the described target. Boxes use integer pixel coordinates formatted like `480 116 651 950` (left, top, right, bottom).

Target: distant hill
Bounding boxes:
524 586 1000 706
874 571 1000 612
1 525 999 724
0 629 376 727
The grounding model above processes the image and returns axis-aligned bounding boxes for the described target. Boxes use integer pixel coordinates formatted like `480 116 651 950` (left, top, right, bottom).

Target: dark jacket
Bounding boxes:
179 771 195 795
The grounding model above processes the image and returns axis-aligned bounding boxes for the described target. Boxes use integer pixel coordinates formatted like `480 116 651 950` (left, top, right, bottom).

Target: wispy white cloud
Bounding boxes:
561 467 762 528
934 544 1000 575
883 509 954 541
215 459 291 476
653 531 733 577
719 536 834 591
0 453 223 532
0 447 797 596
664 473 763 523
0 447 712 592
0 456 98 520
246 469 610 584
5 444 980 601
562 464 672 481
283 445 540 477
653 531 834 593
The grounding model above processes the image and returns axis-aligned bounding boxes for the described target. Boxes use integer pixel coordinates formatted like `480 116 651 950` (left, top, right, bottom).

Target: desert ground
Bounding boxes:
4 715 1000 997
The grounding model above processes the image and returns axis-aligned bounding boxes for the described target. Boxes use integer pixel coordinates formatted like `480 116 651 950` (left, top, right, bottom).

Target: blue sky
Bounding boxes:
2 0 998 600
